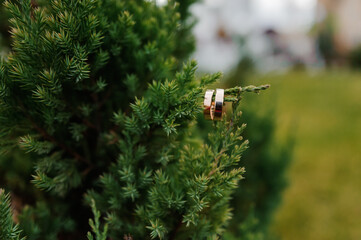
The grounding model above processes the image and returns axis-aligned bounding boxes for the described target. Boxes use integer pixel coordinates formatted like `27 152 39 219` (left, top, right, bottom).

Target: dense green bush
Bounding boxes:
0 0 272 239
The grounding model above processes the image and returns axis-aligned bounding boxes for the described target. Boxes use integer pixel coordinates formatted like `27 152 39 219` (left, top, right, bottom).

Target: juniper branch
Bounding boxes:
203 84 270 102
207 148 227 178
224 84 271 95
0 189 24 240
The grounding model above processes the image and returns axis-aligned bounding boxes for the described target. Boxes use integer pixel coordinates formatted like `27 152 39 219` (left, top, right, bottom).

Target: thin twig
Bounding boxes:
208 148 226 178
224 84 271 95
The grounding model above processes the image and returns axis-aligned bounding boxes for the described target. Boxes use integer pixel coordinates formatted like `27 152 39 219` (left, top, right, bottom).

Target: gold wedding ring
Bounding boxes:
213 89 224 121
203 90 214 120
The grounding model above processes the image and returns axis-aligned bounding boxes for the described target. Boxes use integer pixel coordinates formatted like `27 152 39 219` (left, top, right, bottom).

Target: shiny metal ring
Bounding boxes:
203 89 214 120
213 88 224 121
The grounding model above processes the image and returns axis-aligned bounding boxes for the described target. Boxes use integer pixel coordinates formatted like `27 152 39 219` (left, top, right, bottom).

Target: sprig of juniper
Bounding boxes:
209 84 271 102
0 190 24 240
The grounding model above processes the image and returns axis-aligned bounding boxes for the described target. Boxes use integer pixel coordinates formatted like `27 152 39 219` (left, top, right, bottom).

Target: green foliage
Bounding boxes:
87 199 108 240
0 190 24 240
84 60 259 239
18 201 76 240
0 0 270 239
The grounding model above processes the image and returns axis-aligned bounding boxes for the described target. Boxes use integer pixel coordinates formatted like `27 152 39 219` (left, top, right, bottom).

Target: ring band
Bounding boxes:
203 90 214 120
213 89 224 120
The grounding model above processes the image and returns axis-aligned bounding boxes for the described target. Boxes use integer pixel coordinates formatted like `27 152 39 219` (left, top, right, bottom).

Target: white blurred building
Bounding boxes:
190 0 320 72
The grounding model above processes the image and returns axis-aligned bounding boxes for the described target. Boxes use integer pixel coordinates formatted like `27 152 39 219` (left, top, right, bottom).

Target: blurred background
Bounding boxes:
1 0 361 239
166 0 361 239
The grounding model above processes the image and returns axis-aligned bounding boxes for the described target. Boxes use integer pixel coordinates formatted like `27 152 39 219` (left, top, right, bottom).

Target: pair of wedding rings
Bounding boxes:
203 89 224 121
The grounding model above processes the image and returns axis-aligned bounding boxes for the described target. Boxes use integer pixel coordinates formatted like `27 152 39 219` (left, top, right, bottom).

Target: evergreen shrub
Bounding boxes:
0 1 278 239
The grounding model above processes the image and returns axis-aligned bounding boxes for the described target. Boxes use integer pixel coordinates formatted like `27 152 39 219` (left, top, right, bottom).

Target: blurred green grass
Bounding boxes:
244 70 361 240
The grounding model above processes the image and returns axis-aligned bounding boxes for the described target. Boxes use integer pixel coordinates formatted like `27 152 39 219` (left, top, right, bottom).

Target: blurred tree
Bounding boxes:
220 61 293 239
316 15 337 67
348 44 361 69
0 0 269 239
